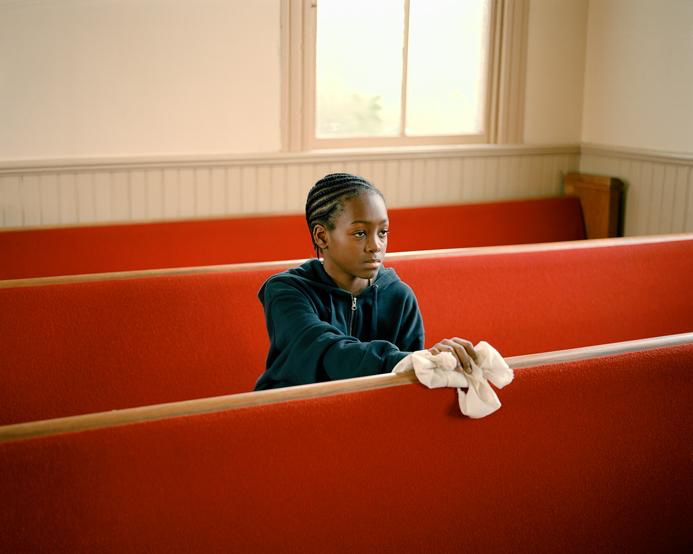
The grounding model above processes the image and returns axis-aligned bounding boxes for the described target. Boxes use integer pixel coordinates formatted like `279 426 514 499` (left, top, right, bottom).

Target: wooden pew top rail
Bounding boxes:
1 332 690 443
1 338 690 552
2 234 692 426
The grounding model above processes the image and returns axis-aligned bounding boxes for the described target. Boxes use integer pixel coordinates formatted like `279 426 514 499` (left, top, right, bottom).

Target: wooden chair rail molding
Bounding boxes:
2 233 691 289
2 332 691 443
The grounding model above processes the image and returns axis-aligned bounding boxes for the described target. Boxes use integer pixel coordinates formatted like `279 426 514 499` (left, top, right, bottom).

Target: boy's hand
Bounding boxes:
428 338 477 374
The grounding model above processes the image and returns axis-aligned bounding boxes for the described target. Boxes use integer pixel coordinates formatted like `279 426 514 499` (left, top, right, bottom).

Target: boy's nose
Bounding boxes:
366 236 382 253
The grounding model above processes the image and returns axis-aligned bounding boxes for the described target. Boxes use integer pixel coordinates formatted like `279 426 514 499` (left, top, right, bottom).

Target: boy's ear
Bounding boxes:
313 224 329 250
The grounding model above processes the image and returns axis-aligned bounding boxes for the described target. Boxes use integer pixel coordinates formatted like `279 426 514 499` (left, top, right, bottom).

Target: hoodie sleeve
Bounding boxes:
394 286 425 352
260 279 408 387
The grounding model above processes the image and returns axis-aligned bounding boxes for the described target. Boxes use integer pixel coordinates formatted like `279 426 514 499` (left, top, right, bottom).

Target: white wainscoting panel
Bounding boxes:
0 145 579 228
580 144 693 236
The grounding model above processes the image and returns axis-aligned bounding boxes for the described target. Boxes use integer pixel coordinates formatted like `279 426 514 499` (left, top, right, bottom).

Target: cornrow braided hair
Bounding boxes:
305 173 384 257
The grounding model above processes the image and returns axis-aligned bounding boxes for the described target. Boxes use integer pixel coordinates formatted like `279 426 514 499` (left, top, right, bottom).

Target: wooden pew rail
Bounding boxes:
1 331 691 443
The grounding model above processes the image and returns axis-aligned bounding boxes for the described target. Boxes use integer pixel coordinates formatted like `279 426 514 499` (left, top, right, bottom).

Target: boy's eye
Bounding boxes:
353 231 366 238
379 229 389 237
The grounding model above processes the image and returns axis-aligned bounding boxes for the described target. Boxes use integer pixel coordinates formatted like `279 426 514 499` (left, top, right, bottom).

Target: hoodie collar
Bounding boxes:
258 258 399 300
298 258 397 293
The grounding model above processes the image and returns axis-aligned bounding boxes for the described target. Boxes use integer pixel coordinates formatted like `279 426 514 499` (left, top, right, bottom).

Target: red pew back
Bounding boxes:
1 270 273 424
1 343 691 552
398 238 693 349
0 196 584 279
2 237 692 425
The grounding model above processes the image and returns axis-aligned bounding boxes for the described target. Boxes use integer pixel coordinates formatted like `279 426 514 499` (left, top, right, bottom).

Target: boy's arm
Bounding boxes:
264 281 406 386
393 286 425 352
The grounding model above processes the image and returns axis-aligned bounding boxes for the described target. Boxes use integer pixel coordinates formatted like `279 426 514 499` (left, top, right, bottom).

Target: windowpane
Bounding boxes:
315 0 404 138
405 0 490 136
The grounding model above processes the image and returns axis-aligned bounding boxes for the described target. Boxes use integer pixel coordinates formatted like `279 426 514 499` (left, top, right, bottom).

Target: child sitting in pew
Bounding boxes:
255 173 476 390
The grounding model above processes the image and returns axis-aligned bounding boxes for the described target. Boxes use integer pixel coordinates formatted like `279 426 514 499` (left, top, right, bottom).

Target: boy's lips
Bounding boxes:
363 258 381 267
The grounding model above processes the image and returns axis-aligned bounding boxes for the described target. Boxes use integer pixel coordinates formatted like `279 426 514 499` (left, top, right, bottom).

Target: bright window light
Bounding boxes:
315 0 404 138
315 0 490 139
406 0 489 135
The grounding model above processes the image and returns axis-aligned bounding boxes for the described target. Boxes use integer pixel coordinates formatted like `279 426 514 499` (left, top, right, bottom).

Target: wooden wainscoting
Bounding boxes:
580 143 693 236
0 144 579 228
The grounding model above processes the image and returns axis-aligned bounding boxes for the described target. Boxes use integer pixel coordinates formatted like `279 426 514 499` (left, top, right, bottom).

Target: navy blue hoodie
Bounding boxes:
254 259 424 390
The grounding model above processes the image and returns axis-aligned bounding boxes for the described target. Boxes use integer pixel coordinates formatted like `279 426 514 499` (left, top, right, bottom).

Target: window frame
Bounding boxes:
281 0 528 152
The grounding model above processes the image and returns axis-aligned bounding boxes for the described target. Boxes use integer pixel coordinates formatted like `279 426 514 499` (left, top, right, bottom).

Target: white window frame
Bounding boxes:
281 0 528 152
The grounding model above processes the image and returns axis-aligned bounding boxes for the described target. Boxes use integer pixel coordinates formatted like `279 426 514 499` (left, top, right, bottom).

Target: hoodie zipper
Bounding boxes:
349 296 357 336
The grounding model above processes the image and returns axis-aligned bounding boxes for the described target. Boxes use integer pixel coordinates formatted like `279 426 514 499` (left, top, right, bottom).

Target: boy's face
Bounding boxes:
322 192 389 292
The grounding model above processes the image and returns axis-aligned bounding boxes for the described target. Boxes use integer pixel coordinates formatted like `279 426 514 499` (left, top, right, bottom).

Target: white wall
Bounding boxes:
0 0 593 163
524 0 589 144
0 0 281 160
582 0 693 153
0 0 588 228
578 0 693 238
3 0 691 161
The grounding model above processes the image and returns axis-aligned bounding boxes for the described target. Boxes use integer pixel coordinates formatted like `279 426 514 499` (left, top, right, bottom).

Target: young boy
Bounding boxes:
254 173 475 390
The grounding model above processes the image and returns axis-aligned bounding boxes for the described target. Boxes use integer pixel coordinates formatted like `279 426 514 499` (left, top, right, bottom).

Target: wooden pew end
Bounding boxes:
564 172 624 238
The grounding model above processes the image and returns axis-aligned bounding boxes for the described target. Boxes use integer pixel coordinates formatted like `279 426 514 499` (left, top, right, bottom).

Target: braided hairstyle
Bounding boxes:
305 173 384 257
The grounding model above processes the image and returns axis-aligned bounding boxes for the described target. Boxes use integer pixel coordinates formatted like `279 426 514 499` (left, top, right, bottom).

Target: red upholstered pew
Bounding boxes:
1 337 691 552
0 196 586 280
1 235 691 426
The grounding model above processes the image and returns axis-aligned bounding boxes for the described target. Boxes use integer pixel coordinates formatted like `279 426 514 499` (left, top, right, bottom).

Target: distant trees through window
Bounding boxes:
314 0 491 141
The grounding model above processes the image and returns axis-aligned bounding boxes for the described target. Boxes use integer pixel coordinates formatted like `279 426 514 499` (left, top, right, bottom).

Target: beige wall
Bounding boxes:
0 0 281 160
2 0 594 162
524 0 588 144
3 0 691 160
582 0 693 153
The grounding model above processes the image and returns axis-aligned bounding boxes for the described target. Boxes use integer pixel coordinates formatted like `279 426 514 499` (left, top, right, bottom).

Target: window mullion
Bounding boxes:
399 0 411 139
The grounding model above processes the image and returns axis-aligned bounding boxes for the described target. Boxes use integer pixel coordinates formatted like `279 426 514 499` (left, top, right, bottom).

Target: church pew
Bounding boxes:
1 235 691 426
2 169 621 280
0 195 585 280
1 337 691 552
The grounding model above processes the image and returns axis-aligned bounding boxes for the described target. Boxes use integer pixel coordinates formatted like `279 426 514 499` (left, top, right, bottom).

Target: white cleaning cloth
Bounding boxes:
392 341 513 418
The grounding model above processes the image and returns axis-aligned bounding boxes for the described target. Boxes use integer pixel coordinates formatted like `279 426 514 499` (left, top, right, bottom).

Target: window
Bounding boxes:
282 0 528 151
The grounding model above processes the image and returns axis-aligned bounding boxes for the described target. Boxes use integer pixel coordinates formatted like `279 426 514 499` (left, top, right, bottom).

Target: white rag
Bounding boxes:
392 341 513 418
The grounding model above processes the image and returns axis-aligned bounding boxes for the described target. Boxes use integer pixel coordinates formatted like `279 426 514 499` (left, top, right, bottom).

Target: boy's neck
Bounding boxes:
321 259 369 296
